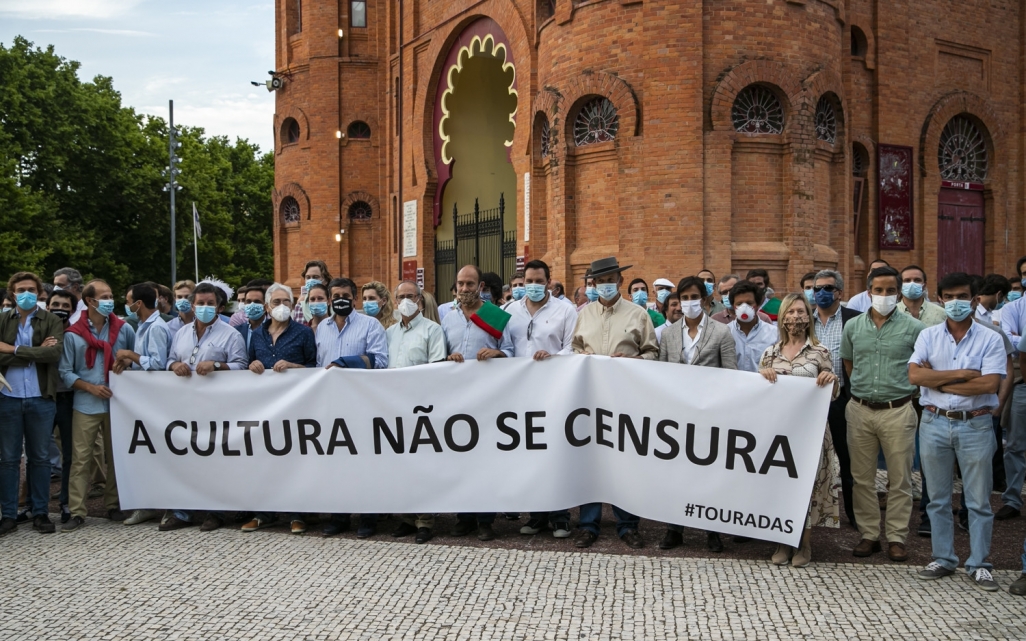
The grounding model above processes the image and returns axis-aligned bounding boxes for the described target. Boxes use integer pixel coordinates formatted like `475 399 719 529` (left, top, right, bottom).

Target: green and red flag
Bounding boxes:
470 301 511 340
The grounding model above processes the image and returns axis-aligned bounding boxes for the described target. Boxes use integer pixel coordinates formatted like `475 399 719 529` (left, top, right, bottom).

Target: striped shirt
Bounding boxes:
314 312 389 368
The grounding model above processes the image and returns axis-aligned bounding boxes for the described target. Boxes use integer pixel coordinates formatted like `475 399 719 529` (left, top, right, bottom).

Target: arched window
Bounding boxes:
851 26 867 57
573 97 619 147
815 96 836 144
281 118 300 145
852 143 869 177
280 196 301 224
732 85 784 135
540 118 551 158
538 0 556 21
347 121 371 139
939 115 988 182
348 200 372 220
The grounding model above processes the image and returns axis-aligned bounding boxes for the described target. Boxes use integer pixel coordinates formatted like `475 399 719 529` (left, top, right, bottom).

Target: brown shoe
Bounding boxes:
574 529 598 548
158 515 194 532
290 520 307 534
852 538 882 557
887 542 907 562
620 529 644 549
200 515 224 532
995 505 1021 521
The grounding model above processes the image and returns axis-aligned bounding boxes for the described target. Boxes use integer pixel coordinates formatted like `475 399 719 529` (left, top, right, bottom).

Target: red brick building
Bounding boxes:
272 0 1022 301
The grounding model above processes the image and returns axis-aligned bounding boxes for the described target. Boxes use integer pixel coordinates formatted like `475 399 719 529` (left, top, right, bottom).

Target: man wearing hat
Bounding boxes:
653 278 675 319
571 257 658 549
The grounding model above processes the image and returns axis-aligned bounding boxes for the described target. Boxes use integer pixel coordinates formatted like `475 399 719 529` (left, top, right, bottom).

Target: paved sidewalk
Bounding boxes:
1 517 1023 640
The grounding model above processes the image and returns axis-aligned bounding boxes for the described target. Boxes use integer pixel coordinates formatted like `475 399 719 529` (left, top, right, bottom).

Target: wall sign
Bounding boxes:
878 144 914 250
524 172 531 243
403 200 418 258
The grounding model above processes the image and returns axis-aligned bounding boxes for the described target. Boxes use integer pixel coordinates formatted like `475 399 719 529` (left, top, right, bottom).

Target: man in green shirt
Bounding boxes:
897 265 946 327
841 265 925 562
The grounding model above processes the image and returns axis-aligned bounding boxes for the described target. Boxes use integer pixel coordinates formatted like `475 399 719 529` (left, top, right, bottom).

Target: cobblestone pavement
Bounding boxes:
2 514 1025 641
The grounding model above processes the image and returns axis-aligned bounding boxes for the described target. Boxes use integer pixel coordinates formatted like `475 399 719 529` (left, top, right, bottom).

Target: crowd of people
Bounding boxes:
3 255 1026 596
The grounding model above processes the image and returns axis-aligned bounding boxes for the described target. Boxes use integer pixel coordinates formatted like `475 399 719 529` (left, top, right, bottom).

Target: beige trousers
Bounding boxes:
68 411 119 518
401 514 435 529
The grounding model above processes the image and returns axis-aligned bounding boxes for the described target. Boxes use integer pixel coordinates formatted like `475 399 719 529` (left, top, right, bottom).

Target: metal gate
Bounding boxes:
434 194 516 303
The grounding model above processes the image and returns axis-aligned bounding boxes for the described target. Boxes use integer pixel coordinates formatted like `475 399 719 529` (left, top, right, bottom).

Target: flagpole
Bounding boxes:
193 202 200 282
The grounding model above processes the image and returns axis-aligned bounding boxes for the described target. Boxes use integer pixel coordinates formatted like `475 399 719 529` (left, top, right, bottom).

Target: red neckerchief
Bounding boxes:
66 312 124 383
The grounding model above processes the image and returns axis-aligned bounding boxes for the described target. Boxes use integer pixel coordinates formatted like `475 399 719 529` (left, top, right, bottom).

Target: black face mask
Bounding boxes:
52 310 70 323
331 298 353 317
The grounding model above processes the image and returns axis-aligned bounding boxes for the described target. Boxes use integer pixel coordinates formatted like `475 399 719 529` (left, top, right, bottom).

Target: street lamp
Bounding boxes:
163 100 183 285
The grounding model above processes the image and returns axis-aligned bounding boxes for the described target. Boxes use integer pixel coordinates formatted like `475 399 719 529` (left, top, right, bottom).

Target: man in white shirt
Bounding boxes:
847 259 891 312
727 280 777 372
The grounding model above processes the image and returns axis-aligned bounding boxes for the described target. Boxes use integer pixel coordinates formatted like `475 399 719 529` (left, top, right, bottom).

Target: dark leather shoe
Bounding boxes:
107 509 126 522
415 527 433 544
199 515 224 532
0 517 17 537
659 529 683 550
391 522 417 538
15 510 30 524
574 529 598 548
995 505 1020 520
1009 573 1026 596
32 514 56 534
887 542 907 562
852 538 882 557
158 515 193 532
62 516 86 532
451 519 478 537
620 529 644 549
477 523 496 541
321 515 350 536
356 524 376 539
707 532 723 553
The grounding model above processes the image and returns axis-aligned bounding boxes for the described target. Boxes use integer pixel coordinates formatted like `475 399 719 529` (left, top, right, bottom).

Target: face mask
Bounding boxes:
814 288 836 309
597 283 619 301
308 301 328 318
871 295 898 316
305 278 321 292
124 304 138 321
525 284 547 303
397 298 419 317
656 289 671 304
480 290 493 303
901 282 924 300
175 299 192 314
332 298 354 317
194 305 217 324
363 301 380 317
15 292 37 311
944 299 973 322
457 290 479 306
95 299 115 317
51 309 70 323
735 303 757 323
585 287 599 302
704 282 715 296
783 318 809 337
681 299 703 320
803 290 815 306
244 302 265 321
511 286 526 301
1009 291 1023 303
270 304 292 322
37 301 46 310
997 301 1006 311
631 291 648 307
721 294 732 310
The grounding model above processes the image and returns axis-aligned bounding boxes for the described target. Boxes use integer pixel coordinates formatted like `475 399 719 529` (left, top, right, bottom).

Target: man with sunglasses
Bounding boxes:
506 259 578 540
811 270 861 531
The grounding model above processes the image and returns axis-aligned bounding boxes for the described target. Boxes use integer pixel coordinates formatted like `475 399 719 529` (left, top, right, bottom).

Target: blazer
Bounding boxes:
658 316 737 369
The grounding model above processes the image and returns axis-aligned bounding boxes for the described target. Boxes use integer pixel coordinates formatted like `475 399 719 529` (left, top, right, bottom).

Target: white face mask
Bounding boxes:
735 303 757 323
871 295 898 316
397 298 419 318
270 304 291 322
681 299 704 320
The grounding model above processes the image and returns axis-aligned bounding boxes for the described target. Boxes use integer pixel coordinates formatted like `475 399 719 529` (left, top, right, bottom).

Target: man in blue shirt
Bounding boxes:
909 272 1005 592
998 256 1026 520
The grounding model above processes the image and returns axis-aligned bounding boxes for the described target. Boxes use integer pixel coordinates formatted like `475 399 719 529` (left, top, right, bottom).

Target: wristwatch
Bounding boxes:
213 362 222 371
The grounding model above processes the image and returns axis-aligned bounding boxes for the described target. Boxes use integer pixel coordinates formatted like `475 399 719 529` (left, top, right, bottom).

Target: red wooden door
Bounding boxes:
937 188 985 277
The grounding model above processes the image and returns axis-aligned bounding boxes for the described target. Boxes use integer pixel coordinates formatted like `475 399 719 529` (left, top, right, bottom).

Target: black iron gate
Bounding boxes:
434 193 516 304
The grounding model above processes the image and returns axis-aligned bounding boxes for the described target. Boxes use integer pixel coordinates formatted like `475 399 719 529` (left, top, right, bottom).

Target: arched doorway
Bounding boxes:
936 114 989 276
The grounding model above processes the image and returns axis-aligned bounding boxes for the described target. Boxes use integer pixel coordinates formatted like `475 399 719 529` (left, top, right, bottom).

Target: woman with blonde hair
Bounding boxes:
361 281 397 329
758 293 839 568
420 290 441 324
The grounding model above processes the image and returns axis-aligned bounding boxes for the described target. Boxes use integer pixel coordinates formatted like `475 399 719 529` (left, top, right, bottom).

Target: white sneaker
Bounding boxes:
124 509 160 525
971 568 999 592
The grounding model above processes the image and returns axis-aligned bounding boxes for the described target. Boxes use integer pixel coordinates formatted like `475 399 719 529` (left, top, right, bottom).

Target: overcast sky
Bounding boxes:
0 0 277 152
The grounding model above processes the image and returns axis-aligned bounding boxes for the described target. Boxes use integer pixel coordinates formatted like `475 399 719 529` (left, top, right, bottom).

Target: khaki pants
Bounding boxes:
846 401 917 543
401 514 435 529
68 411 119 518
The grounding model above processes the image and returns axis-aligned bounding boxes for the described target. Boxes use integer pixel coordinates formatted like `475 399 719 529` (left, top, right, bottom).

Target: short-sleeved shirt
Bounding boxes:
249 319 317 369
386 314 447 368
841 310 924 403
910 321 1006 411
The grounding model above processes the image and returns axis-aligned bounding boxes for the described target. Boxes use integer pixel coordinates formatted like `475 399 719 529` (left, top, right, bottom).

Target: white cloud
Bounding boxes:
143 95 275 151
0 0 144 19
34 28 156 36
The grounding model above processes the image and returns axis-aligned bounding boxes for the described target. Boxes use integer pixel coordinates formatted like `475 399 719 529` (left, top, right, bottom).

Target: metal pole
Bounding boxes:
169 100 177 285
499 192 505 282
193 202 200 282
474 198 480 267
397 0 404 283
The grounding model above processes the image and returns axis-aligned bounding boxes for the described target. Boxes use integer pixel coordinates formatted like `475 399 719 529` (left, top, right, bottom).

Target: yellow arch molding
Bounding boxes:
438 33 517 166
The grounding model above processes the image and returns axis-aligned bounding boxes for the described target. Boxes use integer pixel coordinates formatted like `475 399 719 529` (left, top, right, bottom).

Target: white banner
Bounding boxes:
110 357 831 545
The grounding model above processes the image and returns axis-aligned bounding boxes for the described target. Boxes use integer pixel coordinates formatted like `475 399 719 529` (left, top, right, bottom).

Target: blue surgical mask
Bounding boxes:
15 292 37 311
525 284 547 302
814 288 835 309
309 302 328 317
704 282 714 296
244 302 265 321
597 283 619 301
721 294 732 310
363 301 380 317
124 304 138 321
175 299 192 314
480 291 493 302
901 282 924 300
585 286 599 302
656 289 671 304
194 305 217 324
305 278 321 292
511 286 526 301
944 299 973 322
631 290 648 307
1009 291 1023 303
804 290 815 306
95 300 115 317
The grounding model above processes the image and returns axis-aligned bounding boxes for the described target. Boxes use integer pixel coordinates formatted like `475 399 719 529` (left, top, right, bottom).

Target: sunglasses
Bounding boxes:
812 285 837 293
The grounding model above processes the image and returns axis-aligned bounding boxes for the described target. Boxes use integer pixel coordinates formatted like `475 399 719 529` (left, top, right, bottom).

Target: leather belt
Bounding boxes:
924 405 992 421
851 394 913 410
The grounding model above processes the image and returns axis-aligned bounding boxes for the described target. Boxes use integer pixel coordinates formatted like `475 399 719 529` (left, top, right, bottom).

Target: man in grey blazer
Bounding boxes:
657 276 738 552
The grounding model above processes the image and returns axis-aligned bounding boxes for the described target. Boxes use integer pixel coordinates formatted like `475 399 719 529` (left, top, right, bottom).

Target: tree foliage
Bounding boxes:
0 36 273 296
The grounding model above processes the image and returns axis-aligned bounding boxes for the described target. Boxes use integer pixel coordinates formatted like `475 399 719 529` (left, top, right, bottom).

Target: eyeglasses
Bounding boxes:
812 285 837 293
527 318 536 341
188 345 200 365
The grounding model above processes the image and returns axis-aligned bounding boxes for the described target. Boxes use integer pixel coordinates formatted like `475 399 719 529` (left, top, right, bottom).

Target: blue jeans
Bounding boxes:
920 411 995 572
578 503 639 537
0 395 57 519
1002 384 1026 509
